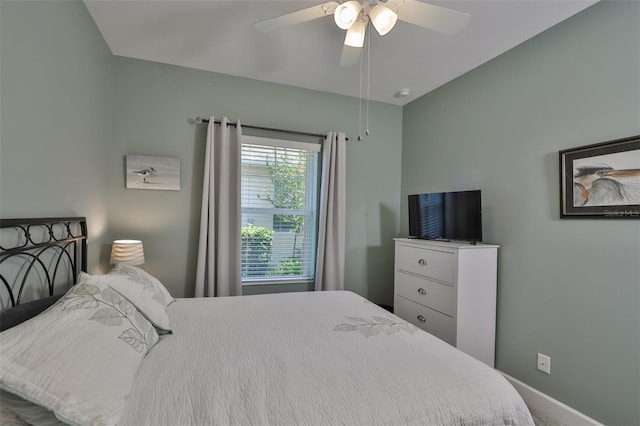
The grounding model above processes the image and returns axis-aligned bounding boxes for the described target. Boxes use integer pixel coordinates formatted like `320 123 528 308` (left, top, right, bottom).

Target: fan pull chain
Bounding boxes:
358 32 364 142
365 19 371 137
357 18 372 141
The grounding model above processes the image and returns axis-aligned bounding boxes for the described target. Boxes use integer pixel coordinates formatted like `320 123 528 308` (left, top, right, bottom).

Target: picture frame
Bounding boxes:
560 135 640 218
126 155 180 191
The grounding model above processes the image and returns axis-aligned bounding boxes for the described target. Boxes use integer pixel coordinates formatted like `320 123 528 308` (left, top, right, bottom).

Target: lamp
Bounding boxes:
369 5 397 36
110 240 145 265
344 18 367 48
334 1 361 29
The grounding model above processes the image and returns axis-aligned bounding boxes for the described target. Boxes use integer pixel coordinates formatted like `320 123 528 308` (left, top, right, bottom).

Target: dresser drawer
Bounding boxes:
396 244 454 283
395 272 455 316
395 296 456 345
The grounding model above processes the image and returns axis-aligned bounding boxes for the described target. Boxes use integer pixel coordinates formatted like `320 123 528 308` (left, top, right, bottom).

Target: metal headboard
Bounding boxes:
0 217 87 310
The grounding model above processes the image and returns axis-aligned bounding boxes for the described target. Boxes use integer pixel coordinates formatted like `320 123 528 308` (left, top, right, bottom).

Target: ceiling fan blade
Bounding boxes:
397 0 470 35
255 1 339 33
339 45 361 67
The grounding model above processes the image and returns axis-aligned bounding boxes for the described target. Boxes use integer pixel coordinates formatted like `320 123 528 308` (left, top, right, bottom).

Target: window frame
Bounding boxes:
240 135 322 286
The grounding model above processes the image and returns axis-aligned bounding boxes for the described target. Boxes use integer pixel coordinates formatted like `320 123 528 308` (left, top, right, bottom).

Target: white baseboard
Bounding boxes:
500 372 603 426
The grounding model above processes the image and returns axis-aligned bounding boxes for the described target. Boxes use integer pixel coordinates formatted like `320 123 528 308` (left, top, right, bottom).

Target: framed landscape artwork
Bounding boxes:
560 135 640 218
126 155 180 191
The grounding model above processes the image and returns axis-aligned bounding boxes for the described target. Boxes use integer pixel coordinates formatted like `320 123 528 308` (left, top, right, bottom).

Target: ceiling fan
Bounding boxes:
255 0 470 139
254 0 470 48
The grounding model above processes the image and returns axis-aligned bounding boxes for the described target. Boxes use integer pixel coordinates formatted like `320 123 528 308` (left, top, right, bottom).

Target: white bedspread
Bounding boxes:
118 291 533 425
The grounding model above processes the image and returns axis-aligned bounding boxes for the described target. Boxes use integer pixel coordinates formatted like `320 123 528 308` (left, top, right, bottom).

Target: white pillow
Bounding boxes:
78 272 171 333
0 277 159 425
109 263 175 306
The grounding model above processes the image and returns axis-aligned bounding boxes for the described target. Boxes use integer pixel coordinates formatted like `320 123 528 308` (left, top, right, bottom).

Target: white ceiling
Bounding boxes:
84 0 598 106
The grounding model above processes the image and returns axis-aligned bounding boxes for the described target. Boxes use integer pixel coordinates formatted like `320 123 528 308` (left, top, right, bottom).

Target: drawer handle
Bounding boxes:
417 315 426 323
418 258 427 266
417 288 427 295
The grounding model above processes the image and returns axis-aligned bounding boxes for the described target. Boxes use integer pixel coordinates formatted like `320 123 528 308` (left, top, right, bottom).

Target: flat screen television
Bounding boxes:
408 190 482 243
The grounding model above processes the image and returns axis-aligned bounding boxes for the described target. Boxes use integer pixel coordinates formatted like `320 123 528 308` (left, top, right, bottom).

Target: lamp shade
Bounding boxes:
334 1 361 30
344 19 366 47
369 5 397 36
110 240 145 265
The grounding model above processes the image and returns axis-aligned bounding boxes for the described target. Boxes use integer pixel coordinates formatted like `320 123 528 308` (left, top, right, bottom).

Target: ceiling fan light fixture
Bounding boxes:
344 18 366 47
369 5 397 36
334 1 361 30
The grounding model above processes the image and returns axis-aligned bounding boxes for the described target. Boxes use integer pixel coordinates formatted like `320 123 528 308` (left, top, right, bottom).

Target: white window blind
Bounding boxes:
240 137 320 283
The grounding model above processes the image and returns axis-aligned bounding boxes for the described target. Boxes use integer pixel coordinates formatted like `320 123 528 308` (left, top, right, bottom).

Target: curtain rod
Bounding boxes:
193 117 350 142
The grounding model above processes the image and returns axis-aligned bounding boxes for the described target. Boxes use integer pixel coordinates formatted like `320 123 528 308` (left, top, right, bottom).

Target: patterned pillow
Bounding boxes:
109 263 175 306
0 277 159 425
78 272 171 334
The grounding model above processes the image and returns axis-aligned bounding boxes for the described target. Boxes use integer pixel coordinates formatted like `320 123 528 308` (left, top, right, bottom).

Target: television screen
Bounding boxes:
408 190 482 242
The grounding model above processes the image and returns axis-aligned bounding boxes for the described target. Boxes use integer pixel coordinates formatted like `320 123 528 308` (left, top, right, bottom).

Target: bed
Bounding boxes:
0 217 534 426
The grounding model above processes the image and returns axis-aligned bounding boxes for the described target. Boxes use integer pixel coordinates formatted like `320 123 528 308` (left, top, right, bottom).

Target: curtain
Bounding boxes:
315 131 346 291
195 117 243 297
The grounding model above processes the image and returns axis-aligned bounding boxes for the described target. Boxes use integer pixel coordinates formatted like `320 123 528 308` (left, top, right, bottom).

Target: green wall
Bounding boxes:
0 0 114 271
108 57 403 303
401 2 639 424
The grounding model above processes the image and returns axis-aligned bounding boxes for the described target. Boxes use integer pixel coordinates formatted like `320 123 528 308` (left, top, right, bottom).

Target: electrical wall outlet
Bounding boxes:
537 353 551 374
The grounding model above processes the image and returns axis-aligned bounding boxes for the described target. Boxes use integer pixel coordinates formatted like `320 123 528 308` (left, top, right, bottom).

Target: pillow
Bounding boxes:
77 272 171 334
0 294 64 332
109 263 175 306
0 277 159 425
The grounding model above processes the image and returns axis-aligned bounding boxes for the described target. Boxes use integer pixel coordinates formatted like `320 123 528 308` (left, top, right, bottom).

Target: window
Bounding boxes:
240 135 320 283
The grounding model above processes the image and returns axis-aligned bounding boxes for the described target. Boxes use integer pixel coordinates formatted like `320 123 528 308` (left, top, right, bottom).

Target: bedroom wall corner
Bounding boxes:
400 1 639 424
0 0 115 273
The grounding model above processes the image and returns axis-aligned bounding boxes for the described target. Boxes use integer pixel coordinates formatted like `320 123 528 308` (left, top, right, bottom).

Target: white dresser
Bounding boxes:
393 238 498 367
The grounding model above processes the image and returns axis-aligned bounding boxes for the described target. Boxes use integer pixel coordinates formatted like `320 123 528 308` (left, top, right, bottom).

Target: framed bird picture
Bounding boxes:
126 155 180 191
560 135 640 218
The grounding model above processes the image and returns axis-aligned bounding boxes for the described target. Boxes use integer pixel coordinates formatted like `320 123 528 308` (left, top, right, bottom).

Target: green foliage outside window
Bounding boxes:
241 224 273 277
258 151 307 234
269 255 302 276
